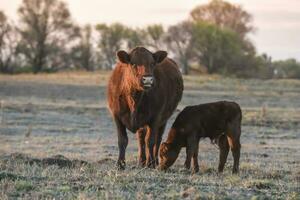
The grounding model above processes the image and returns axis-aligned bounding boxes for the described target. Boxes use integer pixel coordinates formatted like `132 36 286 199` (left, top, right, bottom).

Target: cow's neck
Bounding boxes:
130 90 150 129
134 90 147 109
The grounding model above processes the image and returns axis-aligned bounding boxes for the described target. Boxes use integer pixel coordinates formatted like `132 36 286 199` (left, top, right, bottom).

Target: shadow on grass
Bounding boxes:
0 153 116 169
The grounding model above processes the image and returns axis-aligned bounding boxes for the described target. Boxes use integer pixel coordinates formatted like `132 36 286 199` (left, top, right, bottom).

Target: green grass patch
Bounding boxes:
15 180 34 192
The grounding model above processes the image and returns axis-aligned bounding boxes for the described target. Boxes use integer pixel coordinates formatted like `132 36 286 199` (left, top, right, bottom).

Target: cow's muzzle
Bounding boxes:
142 75 154 89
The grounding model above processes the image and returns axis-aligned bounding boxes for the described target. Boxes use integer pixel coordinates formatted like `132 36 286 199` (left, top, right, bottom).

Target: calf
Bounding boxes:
159 101 242 173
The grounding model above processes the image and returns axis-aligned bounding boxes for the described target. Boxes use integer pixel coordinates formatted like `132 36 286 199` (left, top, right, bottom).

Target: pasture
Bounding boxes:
0 72 299 199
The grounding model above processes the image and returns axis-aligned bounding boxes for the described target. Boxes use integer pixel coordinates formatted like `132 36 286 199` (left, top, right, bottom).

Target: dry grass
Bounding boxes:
0 72 299 199
0 70 111 86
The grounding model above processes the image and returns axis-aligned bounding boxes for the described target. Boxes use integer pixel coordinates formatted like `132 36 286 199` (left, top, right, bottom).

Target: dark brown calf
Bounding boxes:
159 101 242 174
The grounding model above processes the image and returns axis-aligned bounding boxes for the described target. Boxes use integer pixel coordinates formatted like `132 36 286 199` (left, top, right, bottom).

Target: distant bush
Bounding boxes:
240 54 274 79
191 22 256 77
273 59 300 79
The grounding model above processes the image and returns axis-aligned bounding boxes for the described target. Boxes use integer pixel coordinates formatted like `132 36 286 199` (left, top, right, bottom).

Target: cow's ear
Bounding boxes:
117 50 130 64
153 51 167 63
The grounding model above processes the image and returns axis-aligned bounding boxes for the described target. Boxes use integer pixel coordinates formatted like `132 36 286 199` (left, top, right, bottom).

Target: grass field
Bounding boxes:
0 72 299 199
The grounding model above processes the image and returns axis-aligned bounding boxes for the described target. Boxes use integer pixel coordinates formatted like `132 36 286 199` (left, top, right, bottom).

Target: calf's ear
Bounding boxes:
165 142 172 150
153 51 167 63
117 50 130 64
160 142 167 152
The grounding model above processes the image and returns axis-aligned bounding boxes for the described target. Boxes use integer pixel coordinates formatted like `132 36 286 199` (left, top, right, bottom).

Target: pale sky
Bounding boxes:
1 0 300 60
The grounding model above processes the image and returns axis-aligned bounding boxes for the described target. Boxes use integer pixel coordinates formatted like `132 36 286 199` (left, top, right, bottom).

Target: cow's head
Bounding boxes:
117 47 167 90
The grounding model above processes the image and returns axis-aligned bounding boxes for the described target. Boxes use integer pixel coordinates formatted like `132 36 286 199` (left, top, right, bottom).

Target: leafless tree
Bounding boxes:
17 0 79 73
165 21 194 74
190 0 254 39
95 23 129 69
144 24 165 50
71 24 96 71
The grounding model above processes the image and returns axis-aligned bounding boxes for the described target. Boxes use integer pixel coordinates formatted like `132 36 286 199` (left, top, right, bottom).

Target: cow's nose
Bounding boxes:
142 75 154 88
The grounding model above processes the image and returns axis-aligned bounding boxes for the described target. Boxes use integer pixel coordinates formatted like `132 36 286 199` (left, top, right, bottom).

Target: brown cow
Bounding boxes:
159 101 242 174
107 47 183 169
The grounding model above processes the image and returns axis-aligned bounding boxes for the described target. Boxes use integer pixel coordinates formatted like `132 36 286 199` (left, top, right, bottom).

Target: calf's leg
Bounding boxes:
186 134 199 173
184 146 192 170
218 134 230 173
192 143 199 173
227 118 241 174
230 139 241 174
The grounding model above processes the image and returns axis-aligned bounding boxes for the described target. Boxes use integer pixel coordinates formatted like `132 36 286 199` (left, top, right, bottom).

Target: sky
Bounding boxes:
1 0 300 61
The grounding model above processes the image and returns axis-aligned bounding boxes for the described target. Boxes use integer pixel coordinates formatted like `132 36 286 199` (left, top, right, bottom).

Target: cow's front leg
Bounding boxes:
115 117 128 170
145 126 156 168
136 127 146 167
153 124 166 166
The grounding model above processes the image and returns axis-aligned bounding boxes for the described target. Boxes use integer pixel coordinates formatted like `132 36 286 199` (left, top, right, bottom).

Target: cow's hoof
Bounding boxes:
184 163 191 170
218 168 224 173
192 167 199 174
157 165 167 171
146 162 156 169
138 162 146 168
117 160 126 170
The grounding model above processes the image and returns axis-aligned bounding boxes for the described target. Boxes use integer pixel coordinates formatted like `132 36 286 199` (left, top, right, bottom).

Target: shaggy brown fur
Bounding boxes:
108 62 144 113
159 101 242 174
107 47 183 169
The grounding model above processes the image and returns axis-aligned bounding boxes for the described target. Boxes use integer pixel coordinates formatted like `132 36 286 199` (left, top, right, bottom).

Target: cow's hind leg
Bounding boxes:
218 134 230 173
136 127 146 167
227 118 241 174
115 117 128 170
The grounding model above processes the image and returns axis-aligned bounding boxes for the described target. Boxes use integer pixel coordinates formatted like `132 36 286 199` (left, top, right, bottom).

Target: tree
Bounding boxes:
71 24 95 71
144 24 165 50
126 28 145 49
165 21 194 74
190 0 253 39
95 23 129 69
0 11 20 73
17 0 79 73
273 58 300 79
191 22 249 74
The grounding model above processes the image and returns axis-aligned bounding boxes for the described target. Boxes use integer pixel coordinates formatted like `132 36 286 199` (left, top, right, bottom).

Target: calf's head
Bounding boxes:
158 142 180 170
117 47 167 90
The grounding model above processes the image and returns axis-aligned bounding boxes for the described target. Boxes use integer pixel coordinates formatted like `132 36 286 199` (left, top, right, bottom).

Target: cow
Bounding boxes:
159 101 242 174
107 47 183 169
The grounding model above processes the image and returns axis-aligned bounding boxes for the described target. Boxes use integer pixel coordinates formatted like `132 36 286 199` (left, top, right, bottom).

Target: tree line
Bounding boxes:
0 0 299 79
